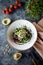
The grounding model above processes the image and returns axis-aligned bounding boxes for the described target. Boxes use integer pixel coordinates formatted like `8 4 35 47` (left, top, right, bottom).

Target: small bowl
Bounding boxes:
7 20 37 51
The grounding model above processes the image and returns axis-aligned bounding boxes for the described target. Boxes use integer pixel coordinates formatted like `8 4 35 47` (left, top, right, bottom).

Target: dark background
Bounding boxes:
0 0 43 65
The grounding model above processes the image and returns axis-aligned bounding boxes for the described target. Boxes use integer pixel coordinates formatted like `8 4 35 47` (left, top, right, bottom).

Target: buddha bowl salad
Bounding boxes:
13 26 32 44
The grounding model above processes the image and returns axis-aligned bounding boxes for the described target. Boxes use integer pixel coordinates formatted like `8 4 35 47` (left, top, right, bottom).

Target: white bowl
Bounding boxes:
7 20 37 51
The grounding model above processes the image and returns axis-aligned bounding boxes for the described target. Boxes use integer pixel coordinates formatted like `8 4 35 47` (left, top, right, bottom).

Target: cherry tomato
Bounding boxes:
18 3 22 7
15 1 19 4
6 10 10 14
5 7 9 11
2 10 6 14
10 4 14 8
14 5 18 9
9 8 13 13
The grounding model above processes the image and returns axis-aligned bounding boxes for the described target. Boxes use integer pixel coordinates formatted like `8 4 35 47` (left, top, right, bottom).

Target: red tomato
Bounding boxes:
5 7 9 11
9 8 13 13
15 0 19 4
18 3 22 7
14 5 18 9
15 1 19 4
6 10 10 14
2 10 6 14
10 4 14 8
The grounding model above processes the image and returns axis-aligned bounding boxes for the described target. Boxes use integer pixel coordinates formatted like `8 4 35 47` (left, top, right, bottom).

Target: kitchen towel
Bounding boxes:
33 18 43 59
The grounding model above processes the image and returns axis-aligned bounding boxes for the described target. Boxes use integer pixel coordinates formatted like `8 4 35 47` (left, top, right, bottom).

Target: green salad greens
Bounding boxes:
25 0 43 19
13 26 32 44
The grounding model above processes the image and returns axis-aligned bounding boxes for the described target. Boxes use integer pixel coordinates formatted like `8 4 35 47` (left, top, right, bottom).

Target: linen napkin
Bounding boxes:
32 18 43 59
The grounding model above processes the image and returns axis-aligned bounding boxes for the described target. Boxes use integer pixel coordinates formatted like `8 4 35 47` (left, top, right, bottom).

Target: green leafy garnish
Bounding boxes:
25 0 43 18
13 26 32 44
